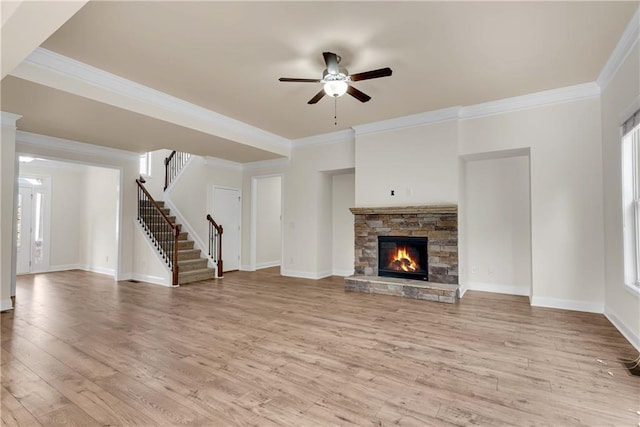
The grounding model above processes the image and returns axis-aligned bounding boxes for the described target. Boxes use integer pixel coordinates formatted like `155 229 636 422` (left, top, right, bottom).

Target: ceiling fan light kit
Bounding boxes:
279 51 392 105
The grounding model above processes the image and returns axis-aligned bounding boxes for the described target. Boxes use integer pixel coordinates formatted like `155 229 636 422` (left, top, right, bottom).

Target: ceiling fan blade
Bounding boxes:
349 67 393 82
347 85 371 103
308 89 326 104
323 52 339 75
279 77 321 83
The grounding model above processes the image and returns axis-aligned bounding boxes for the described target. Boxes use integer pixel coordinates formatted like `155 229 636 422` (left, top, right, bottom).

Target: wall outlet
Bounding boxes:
471 266 477 274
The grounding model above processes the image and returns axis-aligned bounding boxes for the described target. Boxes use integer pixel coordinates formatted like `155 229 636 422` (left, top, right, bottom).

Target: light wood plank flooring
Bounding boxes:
1 269 638 426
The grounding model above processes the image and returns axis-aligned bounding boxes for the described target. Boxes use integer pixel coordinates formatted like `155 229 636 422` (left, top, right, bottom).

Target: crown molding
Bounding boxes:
16 130 139 162
597 6 640 90
204 156 243 171
242 157 290 171
459 82 601 120
352 107 461 137
18 158 91 173
1 111 22 128
17 48 291 153
292 129 355 147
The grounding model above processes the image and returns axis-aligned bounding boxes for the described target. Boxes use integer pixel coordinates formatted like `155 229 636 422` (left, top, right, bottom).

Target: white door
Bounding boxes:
213 187 241 272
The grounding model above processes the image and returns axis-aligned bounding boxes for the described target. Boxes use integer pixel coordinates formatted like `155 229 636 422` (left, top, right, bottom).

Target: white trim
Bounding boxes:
1 112 22 127
604 307 640 352
256 260 281 270
0 299 13 312
597 7 640 90
459 83 601 120
459 286 468 298
281 269 333 280
131 273 172 287
204 156 243 171
530 296 604 314
240 264 254 272
332 269 354 277
619 94 640 125
79 265 116 277
465 281 530 297
16 47 290 154
46 263 84 272
353 107 461 137
242 157 290 171
16 131 138 161
292 129 355 147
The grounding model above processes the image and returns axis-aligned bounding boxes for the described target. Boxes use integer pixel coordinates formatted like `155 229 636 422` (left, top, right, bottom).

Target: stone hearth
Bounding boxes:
347 205 459 302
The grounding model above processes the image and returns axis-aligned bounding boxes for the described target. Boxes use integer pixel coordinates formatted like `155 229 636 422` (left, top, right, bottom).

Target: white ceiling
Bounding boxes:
1 1 637 159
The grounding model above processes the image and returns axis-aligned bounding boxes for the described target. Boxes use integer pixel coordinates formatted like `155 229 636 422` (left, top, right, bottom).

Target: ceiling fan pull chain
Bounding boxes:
334 97 338 126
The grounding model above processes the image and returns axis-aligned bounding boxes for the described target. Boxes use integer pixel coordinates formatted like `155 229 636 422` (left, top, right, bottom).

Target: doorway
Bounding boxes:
16 176 51 274
250 175 283 271
212 186 241 272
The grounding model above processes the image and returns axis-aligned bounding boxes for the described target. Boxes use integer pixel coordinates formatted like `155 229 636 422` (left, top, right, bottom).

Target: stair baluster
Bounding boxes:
137 179 180 286
207 214 223 278
164 150 191 191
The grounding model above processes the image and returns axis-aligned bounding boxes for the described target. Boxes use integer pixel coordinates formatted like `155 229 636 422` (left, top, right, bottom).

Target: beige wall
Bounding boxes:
355 121 458 207
463 155 531 296
168 155 242 260
79 166 119 274
255 175 281 267
0 121 18 311
18 162 83 268
601 43 640 348
332 173 355 276
460 98 604 311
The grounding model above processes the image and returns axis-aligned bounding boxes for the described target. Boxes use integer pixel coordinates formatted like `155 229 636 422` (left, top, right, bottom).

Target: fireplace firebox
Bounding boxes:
378 236 429 281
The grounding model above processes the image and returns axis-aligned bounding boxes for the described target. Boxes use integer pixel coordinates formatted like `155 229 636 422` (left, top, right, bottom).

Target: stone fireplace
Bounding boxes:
346 205 459 303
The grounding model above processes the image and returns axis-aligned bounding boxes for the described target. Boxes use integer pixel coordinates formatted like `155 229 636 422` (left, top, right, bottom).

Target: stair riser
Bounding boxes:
178 250 201 261
139 201 165 208
139 208 170 215
177 240 194 250
178 260 209 272
148 231 188 241
179 270 215 284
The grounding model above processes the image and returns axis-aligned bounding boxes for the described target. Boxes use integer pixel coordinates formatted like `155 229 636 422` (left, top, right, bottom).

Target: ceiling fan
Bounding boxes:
279 52 392 104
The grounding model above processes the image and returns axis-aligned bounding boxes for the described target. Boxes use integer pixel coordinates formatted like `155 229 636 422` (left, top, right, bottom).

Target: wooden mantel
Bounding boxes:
349 204 457 215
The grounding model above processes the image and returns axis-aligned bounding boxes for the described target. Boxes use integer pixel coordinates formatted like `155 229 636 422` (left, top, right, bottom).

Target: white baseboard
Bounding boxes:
47 264 115 277
240 264 255 272
530 296 604 314
459 286 468 298
466 281 530 297
281 269 333 280
47 263 84 272
116 272 133 281
131 273 172 287
332 269 354 277
0 299 13 312
605 307 640 352
256 261 280 270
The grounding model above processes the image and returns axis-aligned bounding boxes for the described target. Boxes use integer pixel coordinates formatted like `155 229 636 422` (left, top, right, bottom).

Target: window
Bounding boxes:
622 110 640 290
139 152 150 176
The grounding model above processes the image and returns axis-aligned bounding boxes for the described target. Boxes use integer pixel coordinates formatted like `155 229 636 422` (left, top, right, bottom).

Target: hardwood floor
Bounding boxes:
1 269 638 426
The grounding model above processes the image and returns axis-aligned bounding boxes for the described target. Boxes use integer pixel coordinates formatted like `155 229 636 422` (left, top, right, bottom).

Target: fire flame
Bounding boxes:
388 247 419 272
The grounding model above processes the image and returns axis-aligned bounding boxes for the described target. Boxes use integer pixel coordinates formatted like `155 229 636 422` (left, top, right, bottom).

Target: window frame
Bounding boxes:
139 152 151 177
621 121 640 295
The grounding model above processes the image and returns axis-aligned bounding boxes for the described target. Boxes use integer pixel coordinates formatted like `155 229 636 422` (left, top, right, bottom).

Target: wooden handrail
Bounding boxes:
206 214 223 278
137 179 180 285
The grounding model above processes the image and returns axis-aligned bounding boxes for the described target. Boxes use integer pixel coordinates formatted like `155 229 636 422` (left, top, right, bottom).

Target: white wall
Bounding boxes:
355 121 458 207
132 220 172 286
332 173 355 276
255 175 281 268
1 119 18 311
19 161 83 269
601 42 640 349
144 148 172 200
168 155 242 259
79 166 119 275
460 98 605 312
463 155 531 296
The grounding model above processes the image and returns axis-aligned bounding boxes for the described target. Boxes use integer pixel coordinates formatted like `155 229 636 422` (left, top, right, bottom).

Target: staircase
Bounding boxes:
142 200 216 285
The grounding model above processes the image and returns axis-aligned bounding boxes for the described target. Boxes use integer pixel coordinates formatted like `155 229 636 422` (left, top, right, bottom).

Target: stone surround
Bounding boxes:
345 275 458 303
350 205 459 284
